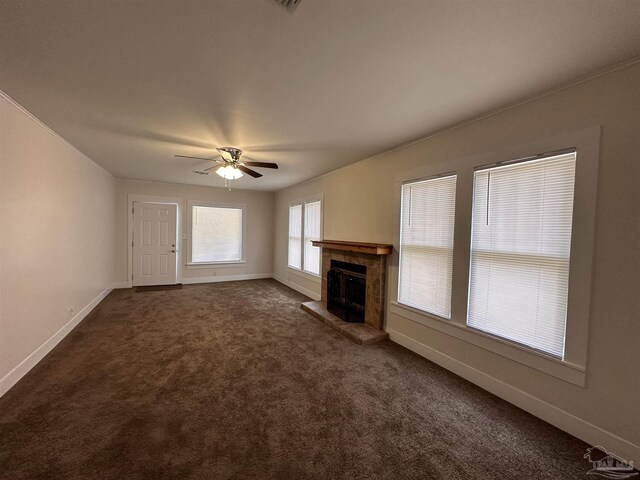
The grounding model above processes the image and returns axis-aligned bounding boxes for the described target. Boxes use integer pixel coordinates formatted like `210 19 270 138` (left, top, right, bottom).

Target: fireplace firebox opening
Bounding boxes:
327 260 366 323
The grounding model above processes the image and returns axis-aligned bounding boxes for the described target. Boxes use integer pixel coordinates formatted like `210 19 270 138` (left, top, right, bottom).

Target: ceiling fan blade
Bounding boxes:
243 160 279 169
175 154 225 165
238 165 263 178
174 154 215 161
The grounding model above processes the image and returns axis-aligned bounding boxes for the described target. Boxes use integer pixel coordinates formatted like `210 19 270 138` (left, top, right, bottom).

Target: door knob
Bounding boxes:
171 249 176 253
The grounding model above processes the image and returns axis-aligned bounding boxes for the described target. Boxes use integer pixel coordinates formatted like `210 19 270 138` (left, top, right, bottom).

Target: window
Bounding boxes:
288 204 302 269
288 198 322 275
391 129 598 385
303 201 322 275
467 151 576 358
190 204 244 263
398 174 457 318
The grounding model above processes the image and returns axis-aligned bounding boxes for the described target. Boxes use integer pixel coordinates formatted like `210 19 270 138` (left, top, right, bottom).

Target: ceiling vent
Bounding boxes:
271 0 302 14
192 170 211 176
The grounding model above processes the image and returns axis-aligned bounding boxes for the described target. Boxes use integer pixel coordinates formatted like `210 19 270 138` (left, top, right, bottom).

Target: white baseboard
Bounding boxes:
273 275 321 300
181 273 272 285
0 287 113 398
387 328 640 465
112 275 274 288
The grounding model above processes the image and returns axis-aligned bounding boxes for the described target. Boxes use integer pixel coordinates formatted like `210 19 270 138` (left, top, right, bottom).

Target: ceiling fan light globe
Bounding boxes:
216 165 243 180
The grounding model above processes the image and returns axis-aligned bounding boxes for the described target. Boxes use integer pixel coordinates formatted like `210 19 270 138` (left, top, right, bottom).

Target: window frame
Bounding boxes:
287 194 323 279
187 200 247 266
389 127 600 386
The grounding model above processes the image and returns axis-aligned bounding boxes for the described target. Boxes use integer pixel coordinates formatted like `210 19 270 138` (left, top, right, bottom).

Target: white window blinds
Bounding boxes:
467 152 576 358
303 201 322 275
398 174 457 318
191 206 243 263
288 204 302 269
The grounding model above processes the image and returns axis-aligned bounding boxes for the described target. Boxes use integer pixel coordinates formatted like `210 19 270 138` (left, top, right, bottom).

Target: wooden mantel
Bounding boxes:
311 239 393 255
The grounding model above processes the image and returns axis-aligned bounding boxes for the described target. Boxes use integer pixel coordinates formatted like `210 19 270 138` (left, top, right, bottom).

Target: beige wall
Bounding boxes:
0 93 116 384
114 179 274 284
274 65 640 455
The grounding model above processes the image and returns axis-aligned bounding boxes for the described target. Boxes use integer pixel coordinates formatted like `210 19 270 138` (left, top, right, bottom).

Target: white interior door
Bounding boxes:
132 202 178 286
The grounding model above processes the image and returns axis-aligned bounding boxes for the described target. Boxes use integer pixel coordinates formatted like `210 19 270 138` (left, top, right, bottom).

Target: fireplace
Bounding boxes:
301 240 393 345
327 260 366 323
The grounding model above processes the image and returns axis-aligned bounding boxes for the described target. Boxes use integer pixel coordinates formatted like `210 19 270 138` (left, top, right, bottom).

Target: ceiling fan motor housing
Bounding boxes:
218 147 243 161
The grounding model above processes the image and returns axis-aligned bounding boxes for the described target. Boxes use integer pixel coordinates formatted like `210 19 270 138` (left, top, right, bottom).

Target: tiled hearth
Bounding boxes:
300 240 392 345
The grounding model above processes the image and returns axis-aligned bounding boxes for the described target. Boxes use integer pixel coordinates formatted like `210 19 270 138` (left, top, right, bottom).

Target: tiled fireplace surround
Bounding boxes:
301 240 392 345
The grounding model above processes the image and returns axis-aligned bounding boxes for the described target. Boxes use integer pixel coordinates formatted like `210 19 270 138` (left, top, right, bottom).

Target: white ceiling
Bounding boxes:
1 1 639 191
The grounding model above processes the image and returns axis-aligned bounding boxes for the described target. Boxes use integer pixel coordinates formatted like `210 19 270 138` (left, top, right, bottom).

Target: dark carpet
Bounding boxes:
0 279 593 479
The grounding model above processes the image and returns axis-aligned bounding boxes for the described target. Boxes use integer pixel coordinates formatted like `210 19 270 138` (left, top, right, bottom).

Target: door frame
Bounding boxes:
127 194 184 288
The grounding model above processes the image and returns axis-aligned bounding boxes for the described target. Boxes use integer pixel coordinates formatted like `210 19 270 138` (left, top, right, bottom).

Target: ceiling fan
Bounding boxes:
175 147 278 188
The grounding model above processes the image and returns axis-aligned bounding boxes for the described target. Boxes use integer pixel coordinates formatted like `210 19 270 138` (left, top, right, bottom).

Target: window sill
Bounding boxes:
287 267 322 284
388 302 586 387
187 261 246 269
